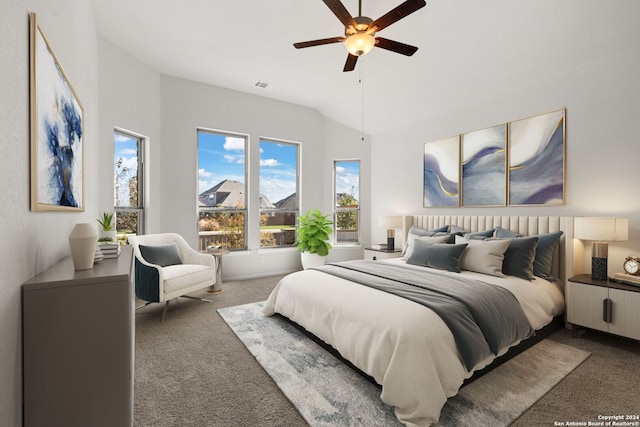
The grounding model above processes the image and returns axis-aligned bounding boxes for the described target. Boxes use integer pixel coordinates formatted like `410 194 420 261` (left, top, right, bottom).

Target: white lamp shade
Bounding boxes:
379 215 403 229
574 217 628 241
344 33 376 56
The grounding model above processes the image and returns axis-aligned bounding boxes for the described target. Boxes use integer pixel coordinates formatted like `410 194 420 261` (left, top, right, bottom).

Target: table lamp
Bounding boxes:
379 216 403 251
574 217 628 280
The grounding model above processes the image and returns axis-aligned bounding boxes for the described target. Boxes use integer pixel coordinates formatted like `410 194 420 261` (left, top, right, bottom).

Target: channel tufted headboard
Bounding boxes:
403 215 577 287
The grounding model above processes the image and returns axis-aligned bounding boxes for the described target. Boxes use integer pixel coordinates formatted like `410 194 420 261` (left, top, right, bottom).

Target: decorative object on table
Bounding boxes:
98 241 121 259
508 109 565 206
68 223 98 270
424 135 460 207
574 217 628 280
29 13 84 212
296 209 333 269
97 212 117 242
610 256 640 287
94 246 104 264
378 215 402 251
461 124 506 207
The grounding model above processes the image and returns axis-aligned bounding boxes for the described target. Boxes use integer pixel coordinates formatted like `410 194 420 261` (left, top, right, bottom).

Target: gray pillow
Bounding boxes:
500 236 538 280
463 228 495 239
139 242 182 267
456 236 510 277
494 227 523 238
406 240 468 272
403 228 451 259
533 231 563 277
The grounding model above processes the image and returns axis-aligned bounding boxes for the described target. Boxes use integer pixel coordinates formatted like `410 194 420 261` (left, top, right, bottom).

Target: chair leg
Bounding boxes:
161 300 171 323
181 295 213 303
136 301 153 310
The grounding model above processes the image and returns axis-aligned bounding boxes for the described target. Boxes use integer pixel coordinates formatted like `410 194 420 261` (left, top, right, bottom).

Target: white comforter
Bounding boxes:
263 259 565 426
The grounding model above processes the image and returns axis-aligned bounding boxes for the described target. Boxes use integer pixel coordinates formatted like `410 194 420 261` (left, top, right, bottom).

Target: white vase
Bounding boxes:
69 223 98 270
300 251 326 270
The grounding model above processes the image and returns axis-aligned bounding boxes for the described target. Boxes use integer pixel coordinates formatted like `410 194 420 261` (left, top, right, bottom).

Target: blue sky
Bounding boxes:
335 161 360 202
114 132 138 206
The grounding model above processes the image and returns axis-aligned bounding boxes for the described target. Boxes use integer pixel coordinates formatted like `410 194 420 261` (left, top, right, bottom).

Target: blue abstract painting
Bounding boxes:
31 13 84 211
509 110 565 205
424 136 459 207
461 124 506 206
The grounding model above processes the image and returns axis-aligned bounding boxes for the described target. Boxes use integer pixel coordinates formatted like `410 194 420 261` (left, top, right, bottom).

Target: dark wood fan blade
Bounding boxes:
370 0 426 32
294 37 345 49
323 0 357 29
375 37 419 56
343 53 358 72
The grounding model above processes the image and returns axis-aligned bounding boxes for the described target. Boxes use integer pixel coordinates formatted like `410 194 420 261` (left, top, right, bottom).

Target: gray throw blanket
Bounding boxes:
313 260 534 371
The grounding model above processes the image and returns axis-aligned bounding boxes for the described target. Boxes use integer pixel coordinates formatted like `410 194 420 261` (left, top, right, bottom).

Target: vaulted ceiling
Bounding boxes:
92 0 636 135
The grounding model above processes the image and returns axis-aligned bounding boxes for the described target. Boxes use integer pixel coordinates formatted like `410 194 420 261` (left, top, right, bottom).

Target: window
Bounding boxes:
334 160 360 245
259 139 299 248
114 130 144 238
197 129 247 251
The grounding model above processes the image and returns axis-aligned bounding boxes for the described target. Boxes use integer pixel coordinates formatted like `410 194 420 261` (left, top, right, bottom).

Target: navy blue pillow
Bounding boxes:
139 242 182 267
533 231 563 277
407 240 468 273
501 236 538 280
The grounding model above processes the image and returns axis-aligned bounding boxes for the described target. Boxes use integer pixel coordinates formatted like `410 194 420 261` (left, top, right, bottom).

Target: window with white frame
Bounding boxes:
197 129 248 251
114 130 144 238
259 138 299 248
334 160 360 245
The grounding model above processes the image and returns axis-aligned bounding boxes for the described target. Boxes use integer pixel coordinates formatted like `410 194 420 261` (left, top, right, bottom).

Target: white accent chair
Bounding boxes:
128 233 217 321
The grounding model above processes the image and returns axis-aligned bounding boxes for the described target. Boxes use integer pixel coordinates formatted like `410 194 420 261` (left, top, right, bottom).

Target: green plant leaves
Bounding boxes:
296 209 333 256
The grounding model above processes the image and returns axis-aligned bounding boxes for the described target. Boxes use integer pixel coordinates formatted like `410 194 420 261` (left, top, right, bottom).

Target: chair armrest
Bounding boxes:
182 247 216 268
134 256 164 303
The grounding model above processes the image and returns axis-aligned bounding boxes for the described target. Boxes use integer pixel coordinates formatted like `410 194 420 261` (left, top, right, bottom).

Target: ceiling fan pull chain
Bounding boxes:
360 58 365 142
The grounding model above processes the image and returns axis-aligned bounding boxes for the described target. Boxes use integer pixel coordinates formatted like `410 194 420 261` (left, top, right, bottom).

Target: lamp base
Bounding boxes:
591 257 608 281
387 237 395 251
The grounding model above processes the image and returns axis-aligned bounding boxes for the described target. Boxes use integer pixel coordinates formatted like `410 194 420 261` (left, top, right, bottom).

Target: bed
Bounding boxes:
263 215 576 426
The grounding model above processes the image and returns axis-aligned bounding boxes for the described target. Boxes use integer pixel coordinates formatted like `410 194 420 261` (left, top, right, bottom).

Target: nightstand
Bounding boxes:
567 274 640 340
363 248 403 261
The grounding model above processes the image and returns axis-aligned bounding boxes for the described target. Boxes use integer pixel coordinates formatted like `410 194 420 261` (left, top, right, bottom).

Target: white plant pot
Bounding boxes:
69 223 98 270
99 230 117 242
301 251 326 270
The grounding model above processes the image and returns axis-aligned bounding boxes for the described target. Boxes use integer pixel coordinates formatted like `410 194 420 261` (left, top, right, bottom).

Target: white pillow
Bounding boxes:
403 234 450 260
455 235 510 277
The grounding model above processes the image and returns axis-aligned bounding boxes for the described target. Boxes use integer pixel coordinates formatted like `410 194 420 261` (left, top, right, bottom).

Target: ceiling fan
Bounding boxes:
293 0 427 72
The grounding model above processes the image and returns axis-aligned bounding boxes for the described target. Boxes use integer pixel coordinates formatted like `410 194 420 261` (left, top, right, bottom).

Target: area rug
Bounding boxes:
218 302 590 427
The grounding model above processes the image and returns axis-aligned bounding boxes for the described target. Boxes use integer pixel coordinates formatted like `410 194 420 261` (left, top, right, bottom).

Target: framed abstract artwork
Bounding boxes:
508 109 565 206
423 135 460 207
461 124 506 207
30 12 84 212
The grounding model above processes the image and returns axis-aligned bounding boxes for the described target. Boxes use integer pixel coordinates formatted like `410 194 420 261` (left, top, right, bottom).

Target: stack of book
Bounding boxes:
370 243 388 250
98 242 121 259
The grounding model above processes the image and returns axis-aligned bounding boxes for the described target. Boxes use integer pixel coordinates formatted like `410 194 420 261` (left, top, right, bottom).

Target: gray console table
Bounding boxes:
22 245 133 427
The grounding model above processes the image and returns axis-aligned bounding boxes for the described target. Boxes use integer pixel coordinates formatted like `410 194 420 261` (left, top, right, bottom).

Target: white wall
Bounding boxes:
0 1 99 425
97 36 162 233
370 1 640 275
160 76 369 279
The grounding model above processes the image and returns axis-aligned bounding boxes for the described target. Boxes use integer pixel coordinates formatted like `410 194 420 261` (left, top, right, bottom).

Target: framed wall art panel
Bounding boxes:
30 12 84 212
508 109 565 206
423 135 460 208
461 124 506 207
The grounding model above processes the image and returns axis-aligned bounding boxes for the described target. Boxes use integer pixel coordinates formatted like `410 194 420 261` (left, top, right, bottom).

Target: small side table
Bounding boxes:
364 248 403 261
206 248 230 294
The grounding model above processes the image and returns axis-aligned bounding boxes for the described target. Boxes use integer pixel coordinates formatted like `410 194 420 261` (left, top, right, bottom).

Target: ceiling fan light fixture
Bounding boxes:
344 32 376 56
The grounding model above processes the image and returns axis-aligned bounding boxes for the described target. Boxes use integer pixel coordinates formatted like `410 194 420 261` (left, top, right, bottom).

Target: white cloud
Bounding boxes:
199 168 212 178
224 136 245 151
224 154 245 164
260 158 280 167
120 148 138 155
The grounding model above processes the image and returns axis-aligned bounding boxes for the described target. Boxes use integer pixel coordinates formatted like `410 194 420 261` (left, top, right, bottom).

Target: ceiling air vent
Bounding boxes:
254 81 274 90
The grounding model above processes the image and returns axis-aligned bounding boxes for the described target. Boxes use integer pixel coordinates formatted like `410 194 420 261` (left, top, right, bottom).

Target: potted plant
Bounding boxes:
296 208 333 269
97 212 117 243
